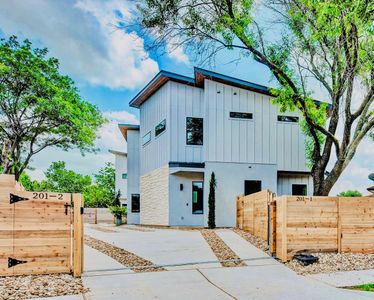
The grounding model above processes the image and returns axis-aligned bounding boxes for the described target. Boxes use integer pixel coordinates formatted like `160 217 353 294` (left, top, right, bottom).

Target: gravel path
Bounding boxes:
232 228 268 252
85 235 166 272
201 229 246 267
0 274 87 300
286 252 374 275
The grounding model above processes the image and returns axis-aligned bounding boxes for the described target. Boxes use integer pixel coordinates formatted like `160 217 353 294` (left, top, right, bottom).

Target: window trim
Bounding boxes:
186 117 204 146
192 181 204 215
229 111 253 120
131 194 140 213
277 115 299 123
155 119 166 138
142 131 151 146
291 184 308 196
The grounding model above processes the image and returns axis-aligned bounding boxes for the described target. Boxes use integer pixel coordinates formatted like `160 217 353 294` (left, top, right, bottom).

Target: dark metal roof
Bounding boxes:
129 67 330 109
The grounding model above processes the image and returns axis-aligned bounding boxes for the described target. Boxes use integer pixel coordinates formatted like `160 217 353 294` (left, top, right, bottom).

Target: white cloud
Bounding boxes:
0 0 159 89
166 38 190 64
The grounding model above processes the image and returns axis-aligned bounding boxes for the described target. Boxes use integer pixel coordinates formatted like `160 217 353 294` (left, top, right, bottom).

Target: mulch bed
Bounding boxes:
286 252 374 275
201 229 246 267
232 228 268 252
0 274 87 300
85 235 166 272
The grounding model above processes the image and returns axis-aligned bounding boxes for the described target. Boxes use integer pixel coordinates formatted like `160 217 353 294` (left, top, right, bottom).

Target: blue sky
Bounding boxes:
0 0 372 194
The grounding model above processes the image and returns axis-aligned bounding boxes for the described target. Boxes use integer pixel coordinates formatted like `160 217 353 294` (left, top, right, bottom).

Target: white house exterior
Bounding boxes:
109 150 128 206
120 68 315 227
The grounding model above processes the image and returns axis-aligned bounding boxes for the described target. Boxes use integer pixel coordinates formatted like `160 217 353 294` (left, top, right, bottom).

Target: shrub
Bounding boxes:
337 190 362 197
208 172 216 229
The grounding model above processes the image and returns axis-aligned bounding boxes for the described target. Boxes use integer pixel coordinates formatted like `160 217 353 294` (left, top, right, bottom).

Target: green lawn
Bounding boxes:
351 283 374 292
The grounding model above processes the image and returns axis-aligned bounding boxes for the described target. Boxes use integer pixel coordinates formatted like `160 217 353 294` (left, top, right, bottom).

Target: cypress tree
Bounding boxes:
208 172 216 229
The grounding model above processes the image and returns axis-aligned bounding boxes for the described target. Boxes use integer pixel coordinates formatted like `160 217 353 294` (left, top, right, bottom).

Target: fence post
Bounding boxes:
337 197 342 253
280 196 288 262
94 207 97 224
73 193 84 277
269 193 277 256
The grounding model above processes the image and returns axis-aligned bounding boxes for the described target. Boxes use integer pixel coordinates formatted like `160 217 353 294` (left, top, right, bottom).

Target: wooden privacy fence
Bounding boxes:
236 191 374 262
236 190 274 240
0 174 83 277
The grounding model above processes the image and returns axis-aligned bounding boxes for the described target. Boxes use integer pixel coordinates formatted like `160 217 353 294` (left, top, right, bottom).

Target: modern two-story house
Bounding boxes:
120 67 314 227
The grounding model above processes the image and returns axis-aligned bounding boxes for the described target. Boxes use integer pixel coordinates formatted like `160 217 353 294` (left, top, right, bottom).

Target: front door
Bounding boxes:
192 181 204 215
244 180 262 195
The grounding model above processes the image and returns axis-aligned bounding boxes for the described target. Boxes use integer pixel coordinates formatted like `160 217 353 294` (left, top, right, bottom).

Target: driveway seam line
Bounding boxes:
196 268 237 300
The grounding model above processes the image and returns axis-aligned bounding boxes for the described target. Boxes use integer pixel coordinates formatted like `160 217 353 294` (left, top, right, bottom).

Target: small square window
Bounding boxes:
292 184 307 196
142 131 151 146
122 173 128 179
155 119 166 137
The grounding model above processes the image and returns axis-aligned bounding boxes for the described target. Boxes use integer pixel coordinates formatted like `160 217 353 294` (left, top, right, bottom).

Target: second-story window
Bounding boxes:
230 112 253 120
142 131 151 146
278 115 299 123
186 117 203 145
155 119 166 137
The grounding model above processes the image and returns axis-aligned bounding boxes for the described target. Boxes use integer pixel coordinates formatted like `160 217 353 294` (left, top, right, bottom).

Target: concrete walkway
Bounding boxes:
216 229 276 266
309 269 374 287
85 224 221 270
78 226 374 299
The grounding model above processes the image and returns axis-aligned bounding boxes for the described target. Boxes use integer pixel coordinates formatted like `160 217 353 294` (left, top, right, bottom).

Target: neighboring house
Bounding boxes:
109 150 128 207
120 67 314 227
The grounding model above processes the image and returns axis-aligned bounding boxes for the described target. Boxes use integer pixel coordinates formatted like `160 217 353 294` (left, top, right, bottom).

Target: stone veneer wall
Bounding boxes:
140 165 169 225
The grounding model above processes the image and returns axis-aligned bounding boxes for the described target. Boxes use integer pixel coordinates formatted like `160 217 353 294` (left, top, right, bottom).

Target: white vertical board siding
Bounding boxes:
204 79 308 172
140 83 170 175
127 130 140 224
169 81 204 163
277 174 313 196
114 154 127 201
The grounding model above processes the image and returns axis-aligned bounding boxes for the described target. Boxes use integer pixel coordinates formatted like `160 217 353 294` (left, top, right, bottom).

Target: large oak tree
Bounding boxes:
137 0 374 195
0 36 105 180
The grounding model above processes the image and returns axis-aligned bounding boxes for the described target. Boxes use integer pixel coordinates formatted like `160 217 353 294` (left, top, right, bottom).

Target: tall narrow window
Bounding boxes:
155 119 166 137
131 194 140 213
186 117 203 145
292 184 307 196
192 181 203 214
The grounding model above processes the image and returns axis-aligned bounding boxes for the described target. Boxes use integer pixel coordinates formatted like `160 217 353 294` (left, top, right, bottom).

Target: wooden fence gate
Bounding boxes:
0 175 83 277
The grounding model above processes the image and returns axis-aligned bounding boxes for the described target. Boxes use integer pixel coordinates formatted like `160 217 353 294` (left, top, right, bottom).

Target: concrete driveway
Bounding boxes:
81 224 374 300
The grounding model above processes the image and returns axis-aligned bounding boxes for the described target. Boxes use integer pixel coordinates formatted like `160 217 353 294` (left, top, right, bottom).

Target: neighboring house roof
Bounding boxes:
129 67 330 108
108 149 127 156
118 123 140 141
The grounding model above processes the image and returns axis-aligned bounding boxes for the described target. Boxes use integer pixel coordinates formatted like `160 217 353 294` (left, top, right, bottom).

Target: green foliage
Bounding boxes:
337 190 362 197
43 161 92 193
208 172 216 229
19 161 116 208
0 36 105 179
109 206 127 218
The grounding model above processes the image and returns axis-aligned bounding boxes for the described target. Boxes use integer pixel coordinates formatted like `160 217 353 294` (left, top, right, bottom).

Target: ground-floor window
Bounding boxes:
292 184 307 196
131 194 140 213
244 180 262 195
192 181 203 214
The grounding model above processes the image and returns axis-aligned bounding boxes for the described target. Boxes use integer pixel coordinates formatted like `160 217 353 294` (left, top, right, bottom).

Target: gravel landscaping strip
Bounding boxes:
286 252 374 275
201 229 246 267
0 273 87 300
232 228 268 252
85 235 166 272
